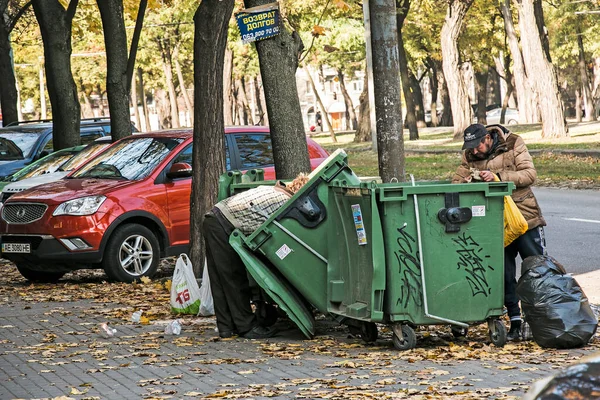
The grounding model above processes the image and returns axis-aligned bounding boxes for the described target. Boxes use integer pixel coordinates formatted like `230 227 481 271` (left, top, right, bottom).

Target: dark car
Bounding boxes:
0 126 329 283
0 118 135 178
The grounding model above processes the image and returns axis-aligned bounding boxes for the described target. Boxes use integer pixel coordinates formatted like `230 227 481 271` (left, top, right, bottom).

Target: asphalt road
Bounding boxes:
534 187 600 274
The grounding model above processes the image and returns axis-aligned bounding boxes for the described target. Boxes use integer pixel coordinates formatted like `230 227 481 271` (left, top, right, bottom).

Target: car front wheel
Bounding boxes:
102 223 160 282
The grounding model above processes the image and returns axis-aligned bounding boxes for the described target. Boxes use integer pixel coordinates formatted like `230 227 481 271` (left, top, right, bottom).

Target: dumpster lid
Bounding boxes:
230 232 316 339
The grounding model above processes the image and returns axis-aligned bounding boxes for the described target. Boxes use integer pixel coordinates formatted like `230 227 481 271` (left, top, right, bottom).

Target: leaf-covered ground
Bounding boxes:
1 259 599 399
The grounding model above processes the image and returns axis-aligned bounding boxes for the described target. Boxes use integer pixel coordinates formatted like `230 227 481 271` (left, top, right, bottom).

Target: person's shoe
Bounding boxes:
507 320 522 341
219 330 238 338
241 325 278 339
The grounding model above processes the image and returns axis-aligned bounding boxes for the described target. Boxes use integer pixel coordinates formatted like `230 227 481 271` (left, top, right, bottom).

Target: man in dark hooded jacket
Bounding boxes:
453 124 547 341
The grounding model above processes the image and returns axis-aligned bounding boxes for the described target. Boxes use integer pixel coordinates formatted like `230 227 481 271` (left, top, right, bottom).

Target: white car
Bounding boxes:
485 107 520 125
0 136 113 202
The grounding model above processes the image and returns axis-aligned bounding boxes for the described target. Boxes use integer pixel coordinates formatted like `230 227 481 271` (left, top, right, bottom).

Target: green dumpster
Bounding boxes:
225 149 512 349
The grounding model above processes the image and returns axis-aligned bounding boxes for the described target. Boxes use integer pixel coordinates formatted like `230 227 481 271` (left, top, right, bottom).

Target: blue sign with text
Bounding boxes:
236 2 280 44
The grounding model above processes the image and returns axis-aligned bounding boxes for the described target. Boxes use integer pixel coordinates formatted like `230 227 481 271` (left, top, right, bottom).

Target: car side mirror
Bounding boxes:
166 162 192 179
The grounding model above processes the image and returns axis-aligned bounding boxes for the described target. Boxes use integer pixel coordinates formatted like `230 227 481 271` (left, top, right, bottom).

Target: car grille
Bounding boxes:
2 203 48 224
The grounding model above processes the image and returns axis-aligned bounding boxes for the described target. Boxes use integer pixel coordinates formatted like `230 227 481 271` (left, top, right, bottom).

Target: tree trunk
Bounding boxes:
474 70 487 124
258 76 268 125
236 77 252 126
533 0 551 63
138 68 150 131
370 0 405 182
426 56 439 127
158 39 180 128
222 48 233 125
501 0 538 123
575 88 582 122
337 70 357 130
517 0 568 138
396 0 417 140
131 73 142 130
576 25 595 121
441 0 473 139
493 52 517 108
32 0 81 150
245 0 310 179
232 79 245 125
354 73 371 142
174 44 193 125
0 0 21 126
190 0 235 276
79 80 94 118
436 59 453 126
488 65 501 106
408 71 426 127
97 0 132 141
305 66 336 142
252 76 264 124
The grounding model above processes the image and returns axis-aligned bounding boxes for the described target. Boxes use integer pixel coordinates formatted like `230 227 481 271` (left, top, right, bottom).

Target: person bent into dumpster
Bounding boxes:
202 173 310 339
452 123 547 342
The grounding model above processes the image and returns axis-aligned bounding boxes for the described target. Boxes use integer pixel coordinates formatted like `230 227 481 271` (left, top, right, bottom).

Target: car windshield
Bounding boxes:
70 137 182 180
0 129 45 160
59 142 111 172
1 148 79 182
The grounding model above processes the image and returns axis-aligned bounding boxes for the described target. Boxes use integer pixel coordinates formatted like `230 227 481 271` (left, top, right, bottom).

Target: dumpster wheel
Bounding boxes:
488 319 507 347
392 324 416 350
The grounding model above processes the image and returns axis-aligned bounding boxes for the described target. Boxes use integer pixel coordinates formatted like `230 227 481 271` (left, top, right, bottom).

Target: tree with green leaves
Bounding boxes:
243 0 310 179
545 0 600 122
189 0 235 276
32 0 81 150
441 0 473 139
0 0 32 126
96 0 147 141
516 0 567 138
396 0 417 139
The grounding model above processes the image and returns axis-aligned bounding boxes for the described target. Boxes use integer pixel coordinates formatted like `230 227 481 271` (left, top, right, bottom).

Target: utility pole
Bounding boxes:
369 0 405 182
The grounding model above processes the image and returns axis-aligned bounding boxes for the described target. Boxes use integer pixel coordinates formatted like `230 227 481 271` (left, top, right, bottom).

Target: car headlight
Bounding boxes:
53 195 107 216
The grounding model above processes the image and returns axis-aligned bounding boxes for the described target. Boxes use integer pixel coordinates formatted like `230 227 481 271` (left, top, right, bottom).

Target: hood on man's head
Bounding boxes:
462 124 488 150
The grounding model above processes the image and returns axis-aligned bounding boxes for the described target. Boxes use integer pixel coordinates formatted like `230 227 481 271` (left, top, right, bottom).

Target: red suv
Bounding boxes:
0 127 328 282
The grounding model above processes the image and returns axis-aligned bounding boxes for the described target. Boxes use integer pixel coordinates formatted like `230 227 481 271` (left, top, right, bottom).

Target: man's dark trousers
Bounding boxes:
504 226 546 319
203 212 255 335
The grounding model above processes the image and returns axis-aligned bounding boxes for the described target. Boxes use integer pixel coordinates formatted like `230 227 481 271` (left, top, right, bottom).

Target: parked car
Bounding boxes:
0 127 329 283
0 118 134 178
483 107 520 125
0 145 85 193
0 136 113 203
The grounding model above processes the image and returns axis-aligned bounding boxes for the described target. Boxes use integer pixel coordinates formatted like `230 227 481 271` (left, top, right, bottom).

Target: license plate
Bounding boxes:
2 243 30 253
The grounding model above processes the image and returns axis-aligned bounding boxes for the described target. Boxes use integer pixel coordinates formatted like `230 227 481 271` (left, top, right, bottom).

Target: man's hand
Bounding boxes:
479 170 495 182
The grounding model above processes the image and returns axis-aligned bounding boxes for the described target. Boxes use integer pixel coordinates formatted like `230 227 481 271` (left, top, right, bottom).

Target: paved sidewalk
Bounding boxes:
0 293 598 400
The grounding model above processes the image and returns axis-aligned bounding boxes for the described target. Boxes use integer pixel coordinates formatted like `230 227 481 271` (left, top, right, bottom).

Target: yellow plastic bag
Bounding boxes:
493 174 528 246
503 195 528 246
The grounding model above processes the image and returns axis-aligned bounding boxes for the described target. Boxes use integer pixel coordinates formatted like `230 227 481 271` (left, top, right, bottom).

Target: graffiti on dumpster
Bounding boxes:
452 232 493 297
394 224 422 308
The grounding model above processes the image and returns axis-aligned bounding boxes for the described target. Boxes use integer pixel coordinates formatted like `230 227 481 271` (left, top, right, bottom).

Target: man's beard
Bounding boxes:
472 151 488 160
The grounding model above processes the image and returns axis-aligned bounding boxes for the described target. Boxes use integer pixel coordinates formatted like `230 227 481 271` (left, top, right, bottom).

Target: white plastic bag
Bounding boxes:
170 254 201 315
198 259 215 316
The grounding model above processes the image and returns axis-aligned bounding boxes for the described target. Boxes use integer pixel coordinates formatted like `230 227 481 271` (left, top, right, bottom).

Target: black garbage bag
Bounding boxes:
517 255 598 349
524 353 600 399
